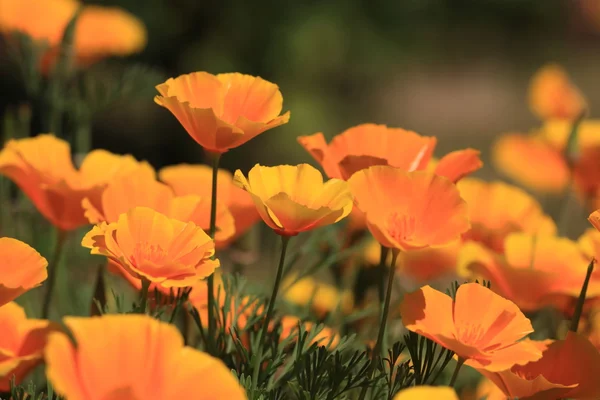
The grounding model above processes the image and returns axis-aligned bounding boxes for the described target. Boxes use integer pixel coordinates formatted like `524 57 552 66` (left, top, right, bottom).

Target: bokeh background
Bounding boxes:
3 0 600 176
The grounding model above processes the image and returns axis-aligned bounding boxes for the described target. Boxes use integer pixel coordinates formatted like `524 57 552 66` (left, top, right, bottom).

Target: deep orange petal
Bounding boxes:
0 238 47 307
434 148 482 183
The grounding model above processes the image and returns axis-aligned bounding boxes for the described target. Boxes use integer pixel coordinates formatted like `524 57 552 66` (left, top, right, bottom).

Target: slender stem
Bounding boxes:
570 259 595 332
206 152 221 354
41 229 67 319
251 235 291 394
377 246 390 303
358 248 399 400
138 278 151 314
449 357 465 387
90 263 106 316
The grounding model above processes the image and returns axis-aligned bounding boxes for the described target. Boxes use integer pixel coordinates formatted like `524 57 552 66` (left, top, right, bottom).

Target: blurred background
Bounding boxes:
1 0 600 175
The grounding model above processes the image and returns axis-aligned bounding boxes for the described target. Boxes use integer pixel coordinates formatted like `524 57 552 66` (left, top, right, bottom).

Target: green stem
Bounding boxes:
570 259 595 332
377 246 390 303
138 278 150 314
449 357 465 387
41 229 67 319
251 235 291 394
206 152 221 354
358 248 399 400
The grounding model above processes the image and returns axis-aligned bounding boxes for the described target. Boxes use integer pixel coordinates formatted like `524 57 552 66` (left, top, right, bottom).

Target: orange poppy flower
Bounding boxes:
159 164 260 245
0 237 47 307
82 168 235 247
348 166 470 251
82 207 219 288
542 119 600 151
0 0 146 69
528 64 587 121
278 316 340 348
492 132 570 193
154 72 290 154
233 164 353 236
400 283 542 371
282 275 354 317
0 302 57 391
459 234 597 313
45 314 247 400
392 386 458 400
0 134 151 231
457 178 557 252
479 332 600 400
298 124 481 182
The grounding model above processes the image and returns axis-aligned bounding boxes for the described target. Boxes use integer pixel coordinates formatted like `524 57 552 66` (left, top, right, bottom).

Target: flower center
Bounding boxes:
386 213 416 242
456 322 486 346
131 242 168 265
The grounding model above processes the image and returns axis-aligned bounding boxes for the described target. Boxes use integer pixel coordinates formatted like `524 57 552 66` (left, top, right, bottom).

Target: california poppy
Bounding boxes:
282 275 354 317
542 119 600 151
492 132 570 194
159 163 260 245
528 64 587 121
0 134 150 231
457 178 557 252
0 237 47 307
400 283 542 371
82 207 219 288
392 386 459 400
459 234 597 313
298 124 481 182
479 331 600 399
45 314 247 399
233 164 353 236
278 316 340 348
155 72 290 154
0 0 146 70
0 302 57 391
348 166 470 251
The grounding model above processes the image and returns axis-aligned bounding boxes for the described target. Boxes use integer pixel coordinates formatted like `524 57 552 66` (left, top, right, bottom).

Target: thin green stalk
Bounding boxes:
138 278 151 314
570 259 595 332
449 357 465 387
251 235 291 395
206 152 221 354
377 246 390 302
358 248 399 400
41 229 67 319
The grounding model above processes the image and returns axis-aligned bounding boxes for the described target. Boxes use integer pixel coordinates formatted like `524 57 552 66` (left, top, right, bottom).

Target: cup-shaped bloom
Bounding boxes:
492 132 570 193
233 164 353 236
45 314 247 400
393 386 458 400
0 134 151 231
479 332 600 400
0 238 47 306
159 164 260 245
400 283 542 371
0 302 57 391
298 123 481 181
154 72 290 154
348 166 470 251
528 64 587 121
459 234 598 312
457 178 557 252
0 0 146 69
82 207 219 287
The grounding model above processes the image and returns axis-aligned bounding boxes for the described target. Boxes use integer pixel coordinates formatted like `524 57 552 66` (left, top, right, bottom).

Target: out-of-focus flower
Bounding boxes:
348 166 470 251
0 302 57 391
45 314 247 399
159 164 260 245
282 275 353 317
459 234 597 313
542 119 600 151
0 134 150 231
479 332 600 400
233 164 352 236
82 207 219 288
278 316 340 348
528 64 587 121
457 178 557 252
392 386 458 400
462 377 507 400
298 124 481 182
82 168 235 247
0 0 146 69
155 72 290 154
0 237 47 307
492 132 570 193
400 283 542 371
